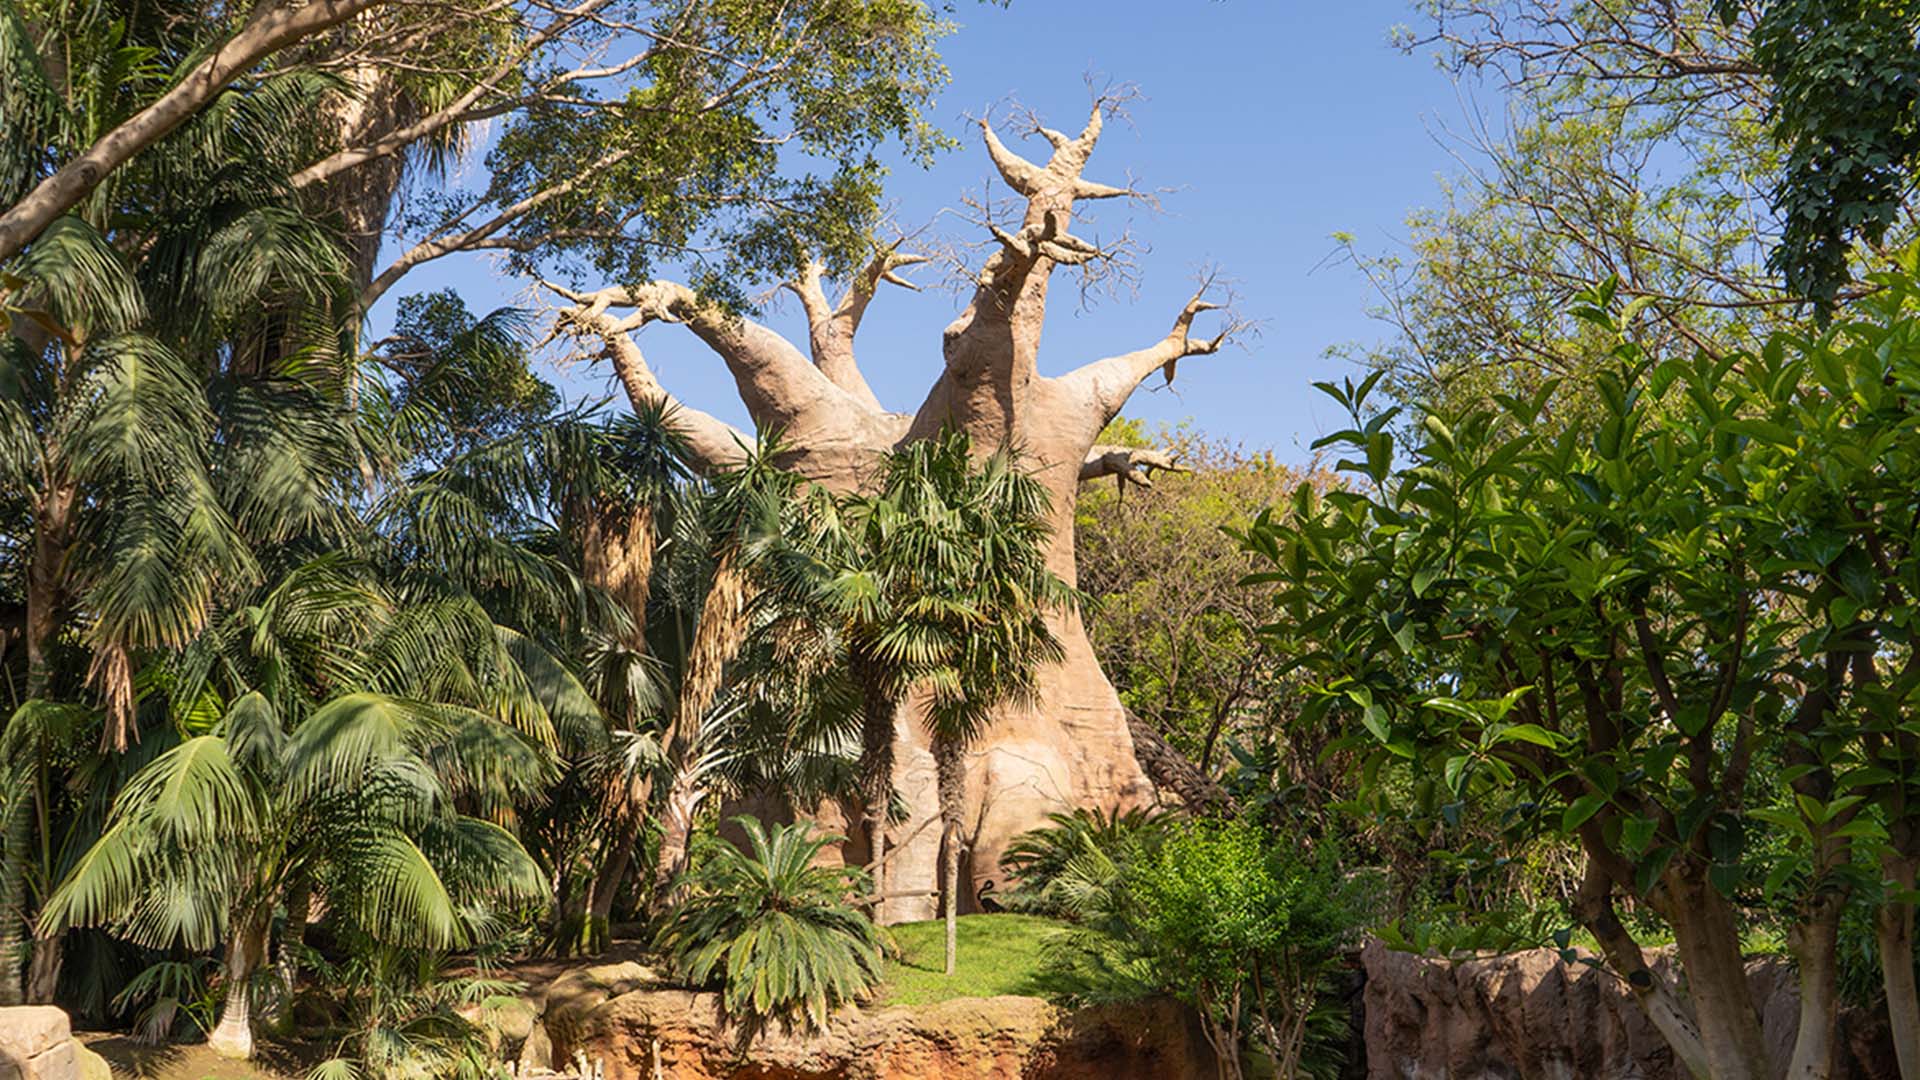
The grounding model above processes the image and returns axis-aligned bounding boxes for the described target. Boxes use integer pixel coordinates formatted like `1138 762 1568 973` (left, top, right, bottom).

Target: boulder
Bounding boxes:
0 1007 82 1080
546 988 1213 1080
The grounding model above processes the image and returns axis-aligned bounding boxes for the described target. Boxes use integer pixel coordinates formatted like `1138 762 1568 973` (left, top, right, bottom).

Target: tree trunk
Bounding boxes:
1572 864 1710 1078
933 733 966 976
1666 871 1775 1079
1878 849 1920 1080
854 660 895 920
207 912 270 1060
24 929 60 1004
272 877 310 1025
583 826 637 952
652 770 703 898
0 483 72 1006
1785 893 1843 1080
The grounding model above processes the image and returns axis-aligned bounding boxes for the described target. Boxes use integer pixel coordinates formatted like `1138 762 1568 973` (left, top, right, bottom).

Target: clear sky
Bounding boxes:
367 1 1479 464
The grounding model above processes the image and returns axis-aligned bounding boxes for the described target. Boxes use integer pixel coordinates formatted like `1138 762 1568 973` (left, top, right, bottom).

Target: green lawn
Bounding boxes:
878 913 1068 1006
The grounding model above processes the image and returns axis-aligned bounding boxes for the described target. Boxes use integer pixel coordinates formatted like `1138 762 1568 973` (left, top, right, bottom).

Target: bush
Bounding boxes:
997 806 1167 919
654 817 882 1036
1043 818 1364 1080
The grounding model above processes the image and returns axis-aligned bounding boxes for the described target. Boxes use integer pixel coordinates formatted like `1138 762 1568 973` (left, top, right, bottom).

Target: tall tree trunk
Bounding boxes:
651 771 703 896
1666 871 1775 1079
1 482 73 1006
583 820 638 952
1879 847 1920 1080
649 551 751 903
933 733 965 976
207 911 271 1060
853 657 895 919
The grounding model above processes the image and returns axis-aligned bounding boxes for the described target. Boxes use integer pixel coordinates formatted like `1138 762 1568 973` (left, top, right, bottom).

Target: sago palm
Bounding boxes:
654 816 881 1037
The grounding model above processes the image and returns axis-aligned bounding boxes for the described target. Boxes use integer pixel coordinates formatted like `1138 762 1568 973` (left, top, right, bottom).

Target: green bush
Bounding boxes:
654 817 883 1036
997 806 1167 919
1043 818 1363 1080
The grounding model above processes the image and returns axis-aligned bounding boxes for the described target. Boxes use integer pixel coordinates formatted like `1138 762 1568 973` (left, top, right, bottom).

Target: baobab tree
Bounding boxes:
546 93 1242 917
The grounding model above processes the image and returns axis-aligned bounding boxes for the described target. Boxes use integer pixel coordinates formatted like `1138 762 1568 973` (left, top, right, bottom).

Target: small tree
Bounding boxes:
1123 820 1355 1080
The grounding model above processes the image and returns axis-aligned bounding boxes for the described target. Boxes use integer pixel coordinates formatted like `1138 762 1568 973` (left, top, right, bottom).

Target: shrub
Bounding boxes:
997 807 1168 919
654 817 882 1036
1045 818 1364 1080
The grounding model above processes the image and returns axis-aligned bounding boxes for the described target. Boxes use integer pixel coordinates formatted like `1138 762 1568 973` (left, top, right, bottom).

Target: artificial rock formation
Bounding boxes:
547 94 1235 919
544 985 1213 1080
1359 941 1902 1080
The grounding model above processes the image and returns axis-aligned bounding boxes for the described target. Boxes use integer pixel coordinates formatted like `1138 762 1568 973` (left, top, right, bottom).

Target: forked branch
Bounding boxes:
1058 278 1250 422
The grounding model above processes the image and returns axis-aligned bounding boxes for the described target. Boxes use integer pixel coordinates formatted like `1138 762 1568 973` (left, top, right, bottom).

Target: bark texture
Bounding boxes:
546 99 1234 919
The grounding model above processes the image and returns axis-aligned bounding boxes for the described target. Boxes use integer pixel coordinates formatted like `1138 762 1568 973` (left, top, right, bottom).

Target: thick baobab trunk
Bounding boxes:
208 912 270 1060
545 94 1235 921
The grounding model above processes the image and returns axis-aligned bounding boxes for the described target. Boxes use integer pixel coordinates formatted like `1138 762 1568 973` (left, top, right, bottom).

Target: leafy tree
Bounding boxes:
1044 818 1359 1080
1077 420 1321 784
39 692 547 1059
1241 270 1920 1078
654 816 882 1037
1737 0 1920 313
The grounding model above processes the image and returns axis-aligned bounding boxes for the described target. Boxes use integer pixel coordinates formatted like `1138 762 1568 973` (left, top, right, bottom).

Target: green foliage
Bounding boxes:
1243 264 1920 1069
654 817 882 1035
1743 0 1920 313
1042 819 1363 1080
997 807 1168 920
1077 421 1317 776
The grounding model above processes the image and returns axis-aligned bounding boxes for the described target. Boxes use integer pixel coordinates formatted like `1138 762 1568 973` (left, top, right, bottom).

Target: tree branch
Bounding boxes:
780 244 924 412
1056 280 1247 423
540 281 748 473
539 279 844 431
0 0 392 262
1079 444 1184 492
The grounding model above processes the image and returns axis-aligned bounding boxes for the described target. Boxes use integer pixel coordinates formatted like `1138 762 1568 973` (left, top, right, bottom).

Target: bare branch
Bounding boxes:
539 281 749 473
1080 444 1185 492
1056 275 1252 422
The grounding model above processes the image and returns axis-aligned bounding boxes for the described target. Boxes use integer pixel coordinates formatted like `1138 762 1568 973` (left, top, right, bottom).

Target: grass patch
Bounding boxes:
879 913 1067 1006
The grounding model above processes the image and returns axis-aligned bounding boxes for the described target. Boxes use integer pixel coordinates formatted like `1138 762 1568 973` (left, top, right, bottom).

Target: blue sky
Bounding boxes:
368 1 1480 464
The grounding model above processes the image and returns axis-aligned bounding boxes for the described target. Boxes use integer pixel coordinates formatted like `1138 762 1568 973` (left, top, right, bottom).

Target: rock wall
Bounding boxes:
1359 940 1901 1080
0 1007 108 1080
535 964 1214 1080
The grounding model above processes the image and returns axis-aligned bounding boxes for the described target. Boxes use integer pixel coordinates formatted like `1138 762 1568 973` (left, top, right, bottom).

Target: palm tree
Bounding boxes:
39 691 548 1058
797 432 1071 966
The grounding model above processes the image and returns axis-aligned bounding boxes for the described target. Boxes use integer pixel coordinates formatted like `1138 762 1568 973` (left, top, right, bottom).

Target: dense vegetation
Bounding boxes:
7 1 1920 1079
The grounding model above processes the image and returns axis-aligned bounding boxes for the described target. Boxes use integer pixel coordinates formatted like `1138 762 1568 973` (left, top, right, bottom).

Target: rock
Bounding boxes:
543 961 662 1055
1359 940 1900 1080
545 988 1213 1080
72 1044 109 1080
0 1007 79 1080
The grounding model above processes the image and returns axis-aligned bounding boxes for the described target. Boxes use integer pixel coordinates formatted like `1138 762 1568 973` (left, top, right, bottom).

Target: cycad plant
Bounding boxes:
654 816 881 1038
38 691 548 1059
